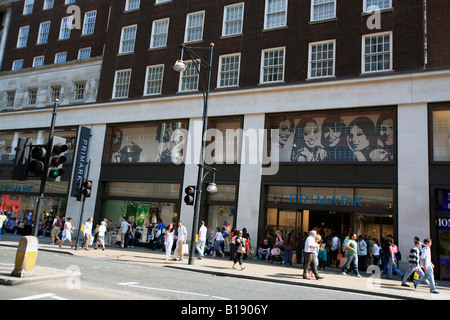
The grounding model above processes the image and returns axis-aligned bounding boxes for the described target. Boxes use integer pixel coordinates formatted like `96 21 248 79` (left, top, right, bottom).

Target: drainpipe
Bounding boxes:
0 2 12 70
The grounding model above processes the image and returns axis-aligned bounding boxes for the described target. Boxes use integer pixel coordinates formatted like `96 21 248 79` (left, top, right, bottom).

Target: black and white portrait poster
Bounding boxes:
268 109 395 163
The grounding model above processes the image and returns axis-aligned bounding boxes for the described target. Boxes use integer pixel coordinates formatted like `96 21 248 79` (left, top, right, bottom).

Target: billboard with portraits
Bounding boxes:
267 108 395 163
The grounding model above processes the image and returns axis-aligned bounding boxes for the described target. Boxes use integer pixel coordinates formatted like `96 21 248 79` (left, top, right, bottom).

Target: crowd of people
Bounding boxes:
0 210 441 293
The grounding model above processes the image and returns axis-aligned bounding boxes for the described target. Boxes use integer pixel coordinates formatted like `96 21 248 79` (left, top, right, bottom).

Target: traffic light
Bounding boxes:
28 145 47 178
184 186 196 206
47 136 68 182
12 138 31 181
81 179 92 198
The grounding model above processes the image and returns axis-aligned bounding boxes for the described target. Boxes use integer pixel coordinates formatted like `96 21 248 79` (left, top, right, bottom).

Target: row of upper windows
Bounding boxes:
11 47 91 71
118 0 392 55
16 10 96 49
22 0 76 15
112 31 393 99
1 81 88 109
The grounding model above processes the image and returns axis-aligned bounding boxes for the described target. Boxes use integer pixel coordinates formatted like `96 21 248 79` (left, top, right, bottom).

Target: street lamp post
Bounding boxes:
173 43 216 265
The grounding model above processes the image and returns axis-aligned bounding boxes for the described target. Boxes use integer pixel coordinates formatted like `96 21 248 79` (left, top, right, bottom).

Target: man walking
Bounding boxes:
196 221 207 259
413 238 439 294
341 234 362 277
82 217 93 250
119 217 129 248
51 214 63 244
401 240 427 287
302 230 324 280
0 212 7 241
357 235 368 272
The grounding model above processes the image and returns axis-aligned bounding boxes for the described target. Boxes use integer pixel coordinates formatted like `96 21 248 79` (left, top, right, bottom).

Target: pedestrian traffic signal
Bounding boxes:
28 145 47 177
12 138 31 181
47 136 68 182
184 186 196 206
81 179 92 198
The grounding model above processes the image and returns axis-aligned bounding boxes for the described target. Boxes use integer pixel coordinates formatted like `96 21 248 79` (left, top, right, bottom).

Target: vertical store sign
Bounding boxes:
70 127 91 198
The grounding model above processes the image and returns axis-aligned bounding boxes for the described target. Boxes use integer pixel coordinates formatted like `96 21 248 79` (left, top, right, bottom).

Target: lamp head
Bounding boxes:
173 60 187 72
206 183 217 193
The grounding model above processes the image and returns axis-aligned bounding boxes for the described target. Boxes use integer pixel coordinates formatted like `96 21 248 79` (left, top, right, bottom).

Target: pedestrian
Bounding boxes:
413 238 439 294
59 217 74 248
232 230 246 271
212 227 225 258
371 238 381 269
302 230 324 280
357 235 368 272
173 221 187 261
401 240 427 287
341 234 361 277
196 221 207 259
229 227 237 261
51 214 63 245
94 221 107 251
82 217 93 251
330 232 340 267
0 212 8 241
317 235 327 270
283 232 295 267
118 217 129 248
386 239 404 279
165 223 174 261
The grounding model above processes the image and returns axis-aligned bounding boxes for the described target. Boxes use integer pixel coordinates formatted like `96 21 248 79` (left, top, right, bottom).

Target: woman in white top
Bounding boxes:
371 238 381 268
212 227 225 257
59 218 74 248
95 221 107 251
164 223 174 261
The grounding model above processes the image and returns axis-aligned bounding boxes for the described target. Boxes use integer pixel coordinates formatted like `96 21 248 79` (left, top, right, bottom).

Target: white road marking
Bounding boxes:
118 282 230 300
11 293 68 300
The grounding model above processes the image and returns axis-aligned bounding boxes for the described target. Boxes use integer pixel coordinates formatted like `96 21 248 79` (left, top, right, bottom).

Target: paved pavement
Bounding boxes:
1 233 449 300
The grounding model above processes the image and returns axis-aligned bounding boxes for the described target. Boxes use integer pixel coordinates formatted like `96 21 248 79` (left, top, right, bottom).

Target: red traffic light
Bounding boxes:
184 186 196 206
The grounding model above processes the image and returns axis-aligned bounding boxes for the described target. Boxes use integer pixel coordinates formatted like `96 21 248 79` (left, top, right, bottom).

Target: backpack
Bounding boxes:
55 218 63 228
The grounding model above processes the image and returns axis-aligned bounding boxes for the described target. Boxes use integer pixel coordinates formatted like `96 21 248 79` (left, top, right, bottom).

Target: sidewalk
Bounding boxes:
1 233 449 300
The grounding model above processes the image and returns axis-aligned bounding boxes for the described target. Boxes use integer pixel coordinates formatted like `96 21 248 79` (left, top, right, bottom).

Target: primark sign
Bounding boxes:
289 194 363 207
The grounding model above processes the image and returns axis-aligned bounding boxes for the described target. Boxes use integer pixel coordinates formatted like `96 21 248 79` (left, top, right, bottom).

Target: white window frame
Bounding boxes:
17 26 30 48
150 18 170 49
23 0 34 15
363 0 392 13
222 3 244 37
144 64 165 96
33 56 45 67
155 0 171 4
308 39 336 79
184 11 205 43
43 0 54 10
27 88 38 106
260 47 285 84
310 0 336 22
178 60 200 92
78 47 91 60
362 31 393 74
5 91 16 108
125 0 140 11
82 10 97 35
59 16 73 40
37 21 51 44
217 53 241 88
264 0 288 30
12 60 24 71
54 52 67 64
113 69 132 99
119 25 137 54
49 85 62 103
73 82 87 101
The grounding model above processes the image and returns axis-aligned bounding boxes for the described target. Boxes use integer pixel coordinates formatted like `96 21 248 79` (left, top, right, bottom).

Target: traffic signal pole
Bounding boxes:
74 158 91 251
32 100 59 237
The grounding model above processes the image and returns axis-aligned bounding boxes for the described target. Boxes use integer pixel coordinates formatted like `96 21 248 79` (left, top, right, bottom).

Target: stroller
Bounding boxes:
269 245 283 264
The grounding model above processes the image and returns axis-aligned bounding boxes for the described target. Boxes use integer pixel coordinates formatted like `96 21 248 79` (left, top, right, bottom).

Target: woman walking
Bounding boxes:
164 223 175 261
232 230 246 271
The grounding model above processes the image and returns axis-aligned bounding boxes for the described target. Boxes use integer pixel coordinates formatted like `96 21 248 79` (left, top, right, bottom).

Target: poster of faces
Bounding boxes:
268 109 395 163
105 121 188 164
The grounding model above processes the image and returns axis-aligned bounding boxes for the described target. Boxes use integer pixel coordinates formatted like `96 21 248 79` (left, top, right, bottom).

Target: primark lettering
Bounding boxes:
289 194 363 207
0 184 33 193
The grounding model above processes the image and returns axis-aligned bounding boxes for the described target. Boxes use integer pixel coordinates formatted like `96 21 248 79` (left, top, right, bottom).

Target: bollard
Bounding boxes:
11 236 39 278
